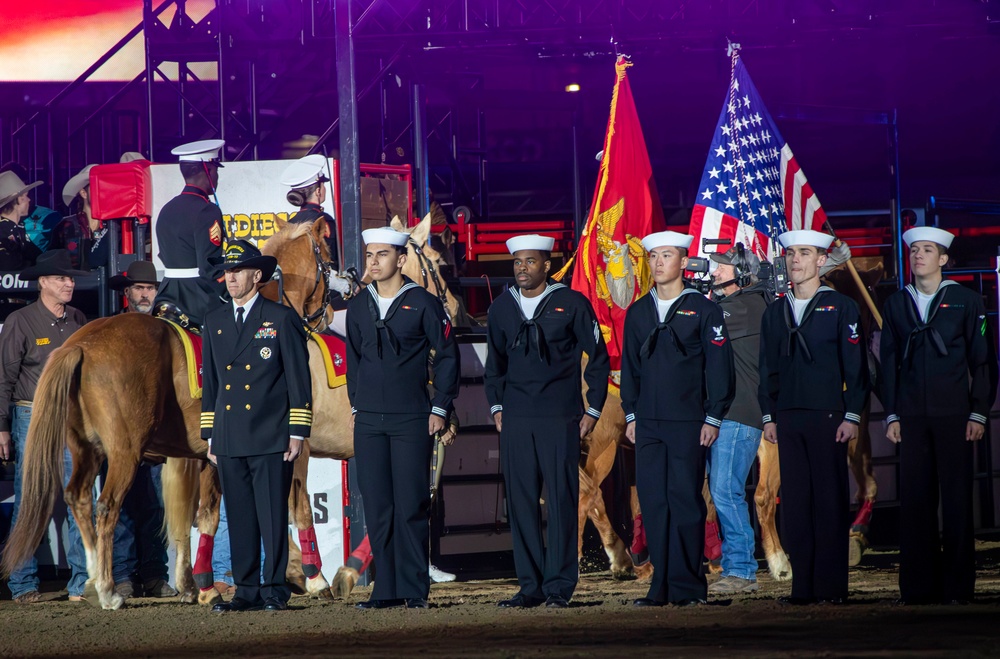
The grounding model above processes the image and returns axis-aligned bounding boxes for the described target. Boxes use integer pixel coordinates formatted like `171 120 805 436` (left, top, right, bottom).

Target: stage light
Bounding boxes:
565 83 581 93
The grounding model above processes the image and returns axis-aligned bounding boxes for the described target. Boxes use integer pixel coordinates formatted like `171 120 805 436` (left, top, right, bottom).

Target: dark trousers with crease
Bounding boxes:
899 414 975 602
776 409 848 601
216 452 293 604
354 412 433 601
635 419 707 603
500 415 581 601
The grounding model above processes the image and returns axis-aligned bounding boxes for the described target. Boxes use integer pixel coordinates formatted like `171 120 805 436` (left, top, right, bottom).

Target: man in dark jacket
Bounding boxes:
758 229 869 606
621 231 734 608
202 241 312 613
881 226 997 604
706 243 769 596
485 234 610 609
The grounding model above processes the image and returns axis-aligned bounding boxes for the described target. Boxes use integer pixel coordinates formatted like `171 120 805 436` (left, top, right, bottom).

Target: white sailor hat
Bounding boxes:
362 227 409 247
170 139 225 165
506 234 555 254
777 229 834 250
62 164 97 207
641 231 694 252
280 154 330 188
902 226 954 249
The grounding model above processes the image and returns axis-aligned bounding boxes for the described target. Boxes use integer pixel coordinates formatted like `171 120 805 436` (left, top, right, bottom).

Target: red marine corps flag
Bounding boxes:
562 57 665 387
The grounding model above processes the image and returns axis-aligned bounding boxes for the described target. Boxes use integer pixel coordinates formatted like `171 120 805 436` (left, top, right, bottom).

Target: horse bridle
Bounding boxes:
277 232 336 333
408 237 449 311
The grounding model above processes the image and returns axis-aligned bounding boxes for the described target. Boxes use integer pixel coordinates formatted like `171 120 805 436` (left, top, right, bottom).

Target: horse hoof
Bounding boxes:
305 574 332 598
331 566 359 598
848 536 867 567
103 593 126 611
83 582 104 609
766 552 793 581
633 562 654 581
198 589 223 606
610 566 636 581
179 590 199 605
706 560 723 575
314 587 335 601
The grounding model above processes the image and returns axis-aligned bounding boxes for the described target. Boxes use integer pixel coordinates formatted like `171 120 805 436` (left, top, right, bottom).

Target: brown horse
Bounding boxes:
0 213 456 609
577 260 883 583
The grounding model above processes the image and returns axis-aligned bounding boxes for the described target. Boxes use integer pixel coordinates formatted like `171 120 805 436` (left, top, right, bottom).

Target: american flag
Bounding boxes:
689 52 827 259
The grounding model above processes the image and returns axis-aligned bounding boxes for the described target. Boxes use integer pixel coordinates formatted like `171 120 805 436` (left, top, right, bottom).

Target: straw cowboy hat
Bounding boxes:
0 171 42 209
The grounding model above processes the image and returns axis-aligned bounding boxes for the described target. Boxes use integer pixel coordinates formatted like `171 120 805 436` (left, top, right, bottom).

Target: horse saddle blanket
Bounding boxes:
310 330 347 389
161 318 204 398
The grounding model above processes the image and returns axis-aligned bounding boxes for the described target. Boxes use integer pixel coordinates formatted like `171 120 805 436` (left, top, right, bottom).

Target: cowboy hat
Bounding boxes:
108 260 160 291
208 240 277 282
19 249 89 280
62 164 97 207
0 171 42 209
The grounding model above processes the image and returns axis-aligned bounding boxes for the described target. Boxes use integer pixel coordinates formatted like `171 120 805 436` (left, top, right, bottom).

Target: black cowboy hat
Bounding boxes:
108 260 160 291
208 240 277 282
20 249 90 280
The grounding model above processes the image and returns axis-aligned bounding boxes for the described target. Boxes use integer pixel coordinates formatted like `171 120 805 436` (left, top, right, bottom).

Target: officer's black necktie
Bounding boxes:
236 306 244 334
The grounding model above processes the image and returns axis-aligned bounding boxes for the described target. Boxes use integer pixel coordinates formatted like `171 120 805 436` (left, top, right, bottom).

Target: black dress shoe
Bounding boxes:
212 596 262 613
497 594 544 608
405 598 429 609
672 598 707 607
545 595 569 609
632 597 666 607
263 597 287 611
355 599 404 610
777 596 816 606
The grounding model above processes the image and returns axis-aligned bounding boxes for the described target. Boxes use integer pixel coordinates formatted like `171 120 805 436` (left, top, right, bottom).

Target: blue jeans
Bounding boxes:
213 498 234 587
8 406 88 598
707 420 761 581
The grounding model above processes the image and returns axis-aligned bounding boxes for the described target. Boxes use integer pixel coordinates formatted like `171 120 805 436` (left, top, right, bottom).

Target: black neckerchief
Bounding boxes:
366 277 420 357
781 286 834 363
902 281 956 362
510 281 565 363
639 288 700 359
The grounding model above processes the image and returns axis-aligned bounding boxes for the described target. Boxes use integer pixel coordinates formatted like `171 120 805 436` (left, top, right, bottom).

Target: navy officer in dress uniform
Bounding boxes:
758 229 869 606
153 139 227 330
484 234 610 609
347 227 459 610
881 227 997 605
620 230 734 608
201 240 312 613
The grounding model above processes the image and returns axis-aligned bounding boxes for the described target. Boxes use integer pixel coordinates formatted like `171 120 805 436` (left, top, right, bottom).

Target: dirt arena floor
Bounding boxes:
1 542 999 658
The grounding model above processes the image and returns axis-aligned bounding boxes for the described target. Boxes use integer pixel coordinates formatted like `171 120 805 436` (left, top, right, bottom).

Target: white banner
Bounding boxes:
149 157 337 271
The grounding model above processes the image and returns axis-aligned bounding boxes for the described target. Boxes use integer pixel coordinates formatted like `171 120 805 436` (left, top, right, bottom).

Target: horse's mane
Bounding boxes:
261 221 315 257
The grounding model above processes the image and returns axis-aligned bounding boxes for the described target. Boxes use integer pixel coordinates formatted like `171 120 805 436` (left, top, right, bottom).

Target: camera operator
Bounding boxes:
705 244 769 596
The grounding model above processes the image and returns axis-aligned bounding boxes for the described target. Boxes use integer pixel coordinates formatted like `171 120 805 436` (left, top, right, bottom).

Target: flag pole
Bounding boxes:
823 219 884 329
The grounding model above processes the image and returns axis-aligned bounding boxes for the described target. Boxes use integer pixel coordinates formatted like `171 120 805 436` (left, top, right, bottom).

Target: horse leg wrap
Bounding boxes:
297 528 323 579
346 534 374 573
704 520 723 562
850 499 874 534
193 534 216 591
630 515 647 556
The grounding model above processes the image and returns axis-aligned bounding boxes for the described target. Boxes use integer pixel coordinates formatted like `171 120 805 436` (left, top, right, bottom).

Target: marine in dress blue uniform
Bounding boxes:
347 227 459 610
153 140 228 330
620 231 735 607
201 241 312 612
881 227 998 604
484 234 610 609
281 154 339 270
758 230 869 605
